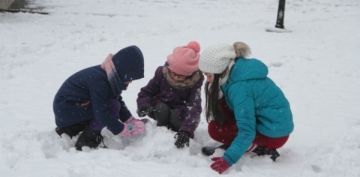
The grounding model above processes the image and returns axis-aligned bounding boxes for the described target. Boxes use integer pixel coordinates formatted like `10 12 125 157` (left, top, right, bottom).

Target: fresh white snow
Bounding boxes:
1 0 359 177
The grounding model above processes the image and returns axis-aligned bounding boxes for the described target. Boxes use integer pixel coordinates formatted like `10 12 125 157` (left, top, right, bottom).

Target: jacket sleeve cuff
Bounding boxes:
223 154 235 166
108 122 125 135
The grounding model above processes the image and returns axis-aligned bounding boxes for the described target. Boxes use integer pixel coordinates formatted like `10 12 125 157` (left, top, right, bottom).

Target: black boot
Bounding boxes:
55 122 88 138
252 146 280 161
75 128 103 151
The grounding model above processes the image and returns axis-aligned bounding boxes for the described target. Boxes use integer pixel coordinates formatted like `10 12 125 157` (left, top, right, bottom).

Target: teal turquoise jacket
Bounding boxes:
221 58 294 165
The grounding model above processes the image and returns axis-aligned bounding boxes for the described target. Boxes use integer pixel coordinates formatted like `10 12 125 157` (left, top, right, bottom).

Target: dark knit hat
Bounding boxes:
112 45 144 82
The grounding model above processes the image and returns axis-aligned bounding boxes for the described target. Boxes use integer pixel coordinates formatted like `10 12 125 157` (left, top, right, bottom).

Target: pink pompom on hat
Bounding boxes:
167 41 201 76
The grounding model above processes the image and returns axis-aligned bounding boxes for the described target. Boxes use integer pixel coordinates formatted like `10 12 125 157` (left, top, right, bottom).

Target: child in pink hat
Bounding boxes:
137 41 204 149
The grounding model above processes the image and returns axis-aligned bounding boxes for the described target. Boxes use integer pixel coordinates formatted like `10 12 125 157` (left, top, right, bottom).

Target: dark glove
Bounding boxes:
174 131 190 149
137 105 152 117
210 157 231 174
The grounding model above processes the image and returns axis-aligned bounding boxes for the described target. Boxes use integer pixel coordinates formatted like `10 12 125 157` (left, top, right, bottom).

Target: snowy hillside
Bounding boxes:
1 0 359 176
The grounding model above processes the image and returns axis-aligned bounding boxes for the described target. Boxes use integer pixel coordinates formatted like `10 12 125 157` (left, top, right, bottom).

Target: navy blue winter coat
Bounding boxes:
53 46 144 135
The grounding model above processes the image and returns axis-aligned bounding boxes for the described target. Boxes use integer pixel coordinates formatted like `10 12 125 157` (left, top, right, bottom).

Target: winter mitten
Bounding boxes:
125 117 140 124
210 157 231 174
126 117 150 124
119 120 145 138
137 105 152 117
174 131 190 148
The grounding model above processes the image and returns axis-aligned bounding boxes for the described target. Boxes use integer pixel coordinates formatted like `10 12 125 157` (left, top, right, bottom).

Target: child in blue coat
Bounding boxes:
53 46 146 150
199 42 294 174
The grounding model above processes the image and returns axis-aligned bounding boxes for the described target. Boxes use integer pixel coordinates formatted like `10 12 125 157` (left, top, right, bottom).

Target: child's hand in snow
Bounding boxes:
119 117 145 137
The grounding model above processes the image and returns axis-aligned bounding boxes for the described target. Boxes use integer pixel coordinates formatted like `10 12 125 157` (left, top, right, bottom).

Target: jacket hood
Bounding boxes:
229 58 268 82
112 45 144 83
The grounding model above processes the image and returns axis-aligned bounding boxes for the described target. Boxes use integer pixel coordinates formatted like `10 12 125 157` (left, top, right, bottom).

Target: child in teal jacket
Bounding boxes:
199 42 294 174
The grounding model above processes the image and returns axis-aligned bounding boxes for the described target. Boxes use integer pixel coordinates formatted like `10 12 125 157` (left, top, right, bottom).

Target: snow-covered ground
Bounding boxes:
1 0 359 176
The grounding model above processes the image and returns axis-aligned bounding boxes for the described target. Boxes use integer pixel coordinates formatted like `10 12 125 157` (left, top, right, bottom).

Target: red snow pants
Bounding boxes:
208 119 289 149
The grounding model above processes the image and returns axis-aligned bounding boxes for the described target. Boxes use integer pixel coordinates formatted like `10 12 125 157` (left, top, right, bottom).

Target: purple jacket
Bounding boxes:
137 66 204 134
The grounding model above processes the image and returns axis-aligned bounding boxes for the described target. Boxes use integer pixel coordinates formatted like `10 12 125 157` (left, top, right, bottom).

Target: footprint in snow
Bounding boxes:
311 164 322 173
269 62 283 68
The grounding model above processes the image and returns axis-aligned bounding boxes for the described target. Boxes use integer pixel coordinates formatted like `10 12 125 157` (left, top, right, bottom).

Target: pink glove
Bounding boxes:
210 157 230 174
125 117 139 124
120 118 145 138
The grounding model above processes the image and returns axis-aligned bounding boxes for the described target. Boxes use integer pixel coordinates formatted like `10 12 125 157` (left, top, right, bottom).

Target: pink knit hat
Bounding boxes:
167 41 201 76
